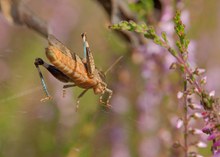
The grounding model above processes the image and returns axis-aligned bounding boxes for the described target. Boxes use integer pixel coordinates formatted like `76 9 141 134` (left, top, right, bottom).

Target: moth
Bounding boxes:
34 33 121 109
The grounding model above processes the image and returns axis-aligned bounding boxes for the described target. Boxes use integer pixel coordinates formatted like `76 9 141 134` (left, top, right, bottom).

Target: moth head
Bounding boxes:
93 82 106 94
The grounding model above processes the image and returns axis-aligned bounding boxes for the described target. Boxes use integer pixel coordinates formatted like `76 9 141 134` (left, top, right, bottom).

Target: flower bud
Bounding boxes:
209 90 215 97
196 141 207 148
177 91 184 99
176 118 183 129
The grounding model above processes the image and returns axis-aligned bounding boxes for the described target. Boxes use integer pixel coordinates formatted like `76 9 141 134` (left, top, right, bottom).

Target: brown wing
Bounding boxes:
48 34 82 64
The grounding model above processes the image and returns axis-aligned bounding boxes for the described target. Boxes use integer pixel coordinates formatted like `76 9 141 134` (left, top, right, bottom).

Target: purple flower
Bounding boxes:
213 140 220 147
202 126 212 134
208 133 220 141
214 150 220 157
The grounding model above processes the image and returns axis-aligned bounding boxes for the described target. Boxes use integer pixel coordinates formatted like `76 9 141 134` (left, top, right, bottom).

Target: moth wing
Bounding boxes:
48 34 82 63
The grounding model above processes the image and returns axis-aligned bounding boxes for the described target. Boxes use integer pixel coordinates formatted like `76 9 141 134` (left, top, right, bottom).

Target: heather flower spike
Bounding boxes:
110 10 220 157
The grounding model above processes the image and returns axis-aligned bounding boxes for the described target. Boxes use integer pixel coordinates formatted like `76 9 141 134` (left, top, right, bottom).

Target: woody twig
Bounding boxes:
0 0 48 38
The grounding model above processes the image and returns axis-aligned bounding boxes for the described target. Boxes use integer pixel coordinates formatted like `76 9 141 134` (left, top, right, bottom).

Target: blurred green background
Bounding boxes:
0 0 220 157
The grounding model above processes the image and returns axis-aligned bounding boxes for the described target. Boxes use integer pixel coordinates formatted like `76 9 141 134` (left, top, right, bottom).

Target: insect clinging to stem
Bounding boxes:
34 33 122 109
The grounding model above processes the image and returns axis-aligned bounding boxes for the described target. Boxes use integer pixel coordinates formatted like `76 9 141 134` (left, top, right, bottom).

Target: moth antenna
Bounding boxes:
104 56 123 75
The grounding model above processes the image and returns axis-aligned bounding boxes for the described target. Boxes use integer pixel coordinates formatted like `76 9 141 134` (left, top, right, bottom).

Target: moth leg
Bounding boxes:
34 58 52 102
99 88 113 108
81 33 87 64
35 58 71 83
105 88 113 108
62 84 76 98
76 89 89 111
35 58 71 101
99 95 105 104
81 33 95 78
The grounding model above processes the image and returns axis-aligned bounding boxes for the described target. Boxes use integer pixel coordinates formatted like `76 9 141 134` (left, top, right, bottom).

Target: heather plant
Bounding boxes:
0 1 219 157
110 11 220 157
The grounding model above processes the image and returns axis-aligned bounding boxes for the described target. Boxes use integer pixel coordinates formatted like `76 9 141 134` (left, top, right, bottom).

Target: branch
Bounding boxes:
0 0 48 38
95 0 145 48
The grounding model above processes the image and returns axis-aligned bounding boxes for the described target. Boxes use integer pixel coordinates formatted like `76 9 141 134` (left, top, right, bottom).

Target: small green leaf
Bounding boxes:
168 47 178 57
153 37 162 46
161 32 168 43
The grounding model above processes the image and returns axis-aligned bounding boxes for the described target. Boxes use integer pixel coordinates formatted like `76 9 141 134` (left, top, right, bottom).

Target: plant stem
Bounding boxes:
183 79 188 157
161 41 203 94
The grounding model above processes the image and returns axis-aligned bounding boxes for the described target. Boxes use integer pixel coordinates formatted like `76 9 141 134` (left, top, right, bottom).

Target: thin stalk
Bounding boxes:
161 41 203 94
183 78 188 157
